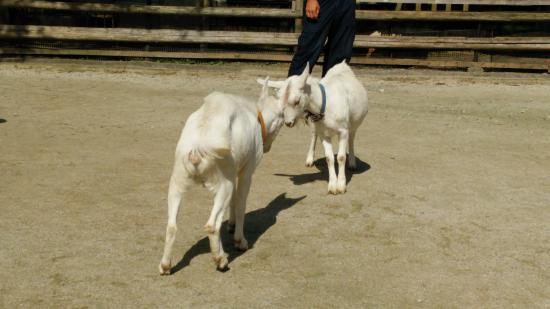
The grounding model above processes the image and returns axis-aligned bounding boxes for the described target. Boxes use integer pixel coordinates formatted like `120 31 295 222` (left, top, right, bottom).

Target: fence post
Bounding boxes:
199 0 208 51
293 0 303 33
292 0 303 55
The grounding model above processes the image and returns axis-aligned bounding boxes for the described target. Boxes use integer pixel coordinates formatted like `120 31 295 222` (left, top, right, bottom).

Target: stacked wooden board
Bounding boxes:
1 0 549 71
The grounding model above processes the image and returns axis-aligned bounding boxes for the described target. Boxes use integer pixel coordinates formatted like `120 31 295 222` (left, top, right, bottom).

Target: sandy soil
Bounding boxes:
0 59 549 308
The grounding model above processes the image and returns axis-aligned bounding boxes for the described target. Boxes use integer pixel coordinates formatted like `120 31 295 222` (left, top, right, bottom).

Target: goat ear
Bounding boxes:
302 61 311 75
258 78 285 89
281 84 290 107
297 63 310 86
259 76 269 101
256 78 266 85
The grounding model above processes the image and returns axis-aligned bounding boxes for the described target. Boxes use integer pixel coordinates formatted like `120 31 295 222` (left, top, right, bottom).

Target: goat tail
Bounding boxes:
182 130 231 176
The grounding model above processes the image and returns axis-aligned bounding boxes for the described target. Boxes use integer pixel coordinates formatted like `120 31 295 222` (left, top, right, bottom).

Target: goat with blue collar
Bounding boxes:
258 60 368 194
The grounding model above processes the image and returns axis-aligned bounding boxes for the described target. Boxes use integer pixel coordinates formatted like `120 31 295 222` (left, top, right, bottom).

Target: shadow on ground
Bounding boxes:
274 155 370 185
170 193 306 274
0 118 6 124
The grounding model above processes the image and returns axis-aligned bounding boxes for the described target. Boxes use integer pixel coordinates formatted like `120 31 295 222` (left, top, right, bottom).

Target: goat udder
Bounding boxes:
189 151 202 165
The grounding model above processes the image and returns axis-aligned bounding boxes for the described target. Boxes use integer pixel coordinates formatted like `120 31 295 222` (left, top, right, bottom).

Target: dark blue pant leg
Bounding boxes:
322 0 355 77
288 0 337 77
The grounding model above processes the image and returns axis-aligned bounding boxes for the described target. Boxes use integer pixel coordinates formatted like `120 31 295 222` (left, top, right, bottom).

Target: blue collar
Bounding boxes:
319 83 326 115
304 83 327 122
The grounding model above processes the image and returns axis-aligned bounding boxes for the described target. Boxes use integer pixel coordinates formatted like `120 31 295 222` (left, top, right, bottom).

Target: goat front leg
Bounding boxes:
204 178 234 270
305 123 317 167
336 130 349 194
322 137 338 194
233 171 252 251
159 169 187 275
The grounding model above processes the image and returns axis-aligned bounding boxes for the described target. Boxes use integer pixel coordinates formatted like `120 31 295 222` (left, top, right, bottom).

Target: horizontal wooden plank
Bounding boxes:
3 0 550 8
0 0 300 17
0 47 295 61
2 47 548 71
2 0 549 22
2 25 550 50
357 0 550 5
352 57 550 70
0 25 300 45
353 34 550 50
356 10 550 21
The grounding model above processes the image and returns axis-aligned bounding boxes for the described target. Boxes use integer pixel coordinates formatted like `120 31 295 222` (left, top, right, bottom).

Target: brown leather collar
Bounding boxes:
257 111 267 144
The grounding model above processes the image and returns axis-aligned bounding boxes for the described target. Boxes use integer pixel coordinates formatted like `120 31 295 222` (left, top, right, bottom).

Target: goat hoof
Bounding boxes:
214 254 229 271
336 180 346 194
328 182 338 194
159 261 171 275
234 238 248 251
336 182 347 194
305 159 314 167
227 223 235 234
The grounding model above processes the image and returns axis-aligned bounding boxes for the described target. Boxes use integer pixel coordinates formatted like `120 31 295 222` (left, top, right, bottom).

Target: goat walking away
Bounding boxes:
159 80 285 274
260 61 368 194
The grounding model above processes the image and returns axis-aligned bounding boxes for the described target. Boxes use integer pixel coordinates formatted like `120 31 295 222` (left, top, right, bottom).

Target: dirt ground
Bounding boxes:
0 59 549 308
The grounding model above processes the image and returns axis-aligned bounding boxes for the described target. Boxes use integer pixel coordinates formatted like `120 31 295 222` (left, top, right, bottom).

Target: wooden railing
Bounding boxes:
1 0 549 71
0 0 301 18
357 0 550 5
2 25 550 51
3 0 550 20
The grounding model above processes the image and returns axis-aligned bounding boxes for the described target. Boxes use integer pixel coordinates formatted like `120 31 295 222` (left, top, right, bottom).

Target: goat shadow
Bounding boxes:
0 118 6 124
170 193 306 275
274 155 370 186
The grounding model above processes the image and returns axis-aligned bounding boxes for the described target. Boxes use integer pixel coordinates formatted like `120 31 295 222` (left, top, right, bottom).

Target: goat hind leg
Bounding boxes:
205 179 234 270
336 130 349 194
159 174 187 275
348 129 357 170
233 172 252 251
227 186 237 234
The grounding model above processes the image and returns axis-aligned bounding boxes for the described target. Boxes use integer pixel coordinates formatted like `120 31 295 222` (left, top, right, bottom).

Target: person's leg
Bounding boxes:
288 0 337 77
321 0 355 76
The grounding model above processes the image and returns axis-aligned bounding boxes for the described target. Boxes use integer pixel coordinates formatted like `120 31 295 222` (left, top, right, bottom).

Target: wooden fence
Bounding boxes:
1 0 549 71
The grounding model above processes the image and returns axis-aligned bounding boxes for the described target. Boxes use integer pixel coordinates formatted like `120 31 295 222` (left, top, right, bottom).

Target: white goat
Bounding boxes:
159 80 285 274
260 61 368 194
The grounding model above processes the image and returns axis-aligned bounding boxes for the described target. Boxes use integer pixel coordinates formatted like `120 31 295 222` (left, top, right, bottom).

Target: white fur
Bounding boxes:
260 61 368 194
159 80 284 274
